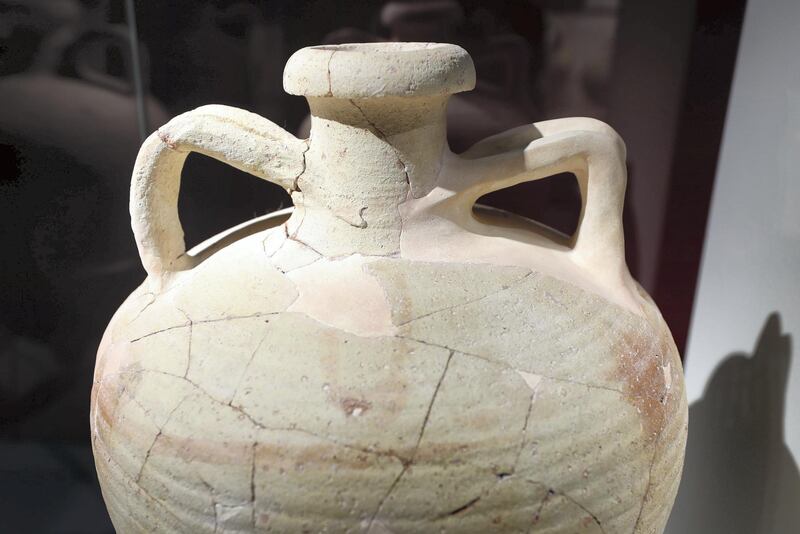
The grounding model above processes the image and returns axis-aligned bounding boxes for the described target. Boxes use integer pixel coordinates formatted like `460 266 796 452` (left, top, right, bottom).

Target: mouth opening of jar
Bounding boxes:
283 42 476 99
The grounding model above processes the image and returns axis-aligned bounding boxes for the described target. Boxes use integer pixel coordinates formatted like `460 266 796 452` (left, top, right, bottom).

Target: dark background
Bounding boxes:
0 0 745 531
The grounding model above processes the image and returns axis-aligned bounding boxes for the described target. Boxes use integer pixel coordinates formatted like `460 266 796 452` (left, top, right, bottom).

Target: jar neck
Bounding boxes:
305 95 449 196
287 95 449 256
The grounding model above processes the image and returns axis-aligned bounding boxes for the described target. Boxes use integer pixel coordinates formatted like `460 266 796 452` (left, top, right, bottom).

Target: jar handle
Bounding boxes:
130 105 307 280
457 117 631 296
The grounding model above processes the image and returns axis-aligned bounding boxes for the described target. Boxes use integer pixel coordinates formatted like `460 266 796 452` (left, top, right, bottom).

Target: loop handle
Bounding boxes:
459 117 631 294
130 104 306 279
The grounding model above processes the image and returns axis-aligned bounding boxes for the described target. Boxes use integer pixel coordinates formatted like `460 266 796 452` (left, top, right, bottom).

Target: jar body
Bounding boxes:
94 42 687 534
92 208 687 533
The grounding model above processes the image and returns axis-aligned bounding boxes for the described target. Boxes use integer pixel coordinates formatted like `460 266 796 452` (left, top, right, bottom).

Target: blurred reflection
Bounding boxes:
308 1 535 148
0 0 168 440
666 314 800 533
136 1 287 120
0 439 113 532
305 0 541 151
0 2 165 528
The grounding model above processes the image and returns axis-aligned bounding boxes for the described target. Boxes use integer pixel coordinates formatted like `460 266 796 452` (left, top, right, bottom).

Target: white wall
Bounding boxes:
667 0 800 531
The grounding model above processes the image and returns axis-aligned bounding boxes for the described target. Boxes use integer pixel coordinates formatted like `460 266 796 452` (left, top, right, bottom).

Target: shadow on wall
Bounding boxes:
666 313 800 533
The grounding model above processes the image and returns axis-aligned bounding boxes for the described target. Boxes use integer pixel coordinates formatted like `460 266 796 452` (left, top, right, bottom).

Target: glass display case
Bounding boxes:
2 1 797 532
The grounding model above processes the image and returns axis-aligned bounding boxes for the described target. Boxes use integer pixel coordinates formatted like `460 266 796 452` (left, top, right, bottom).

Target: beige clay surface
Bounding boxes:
92 43 687 533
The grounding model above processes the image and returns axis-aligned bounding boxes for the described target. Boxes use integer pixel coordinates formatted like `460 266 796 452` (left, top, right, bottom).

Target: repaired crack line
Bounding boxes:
557 489 606 534
348 98 411 188
107 366 406 466
441 496 482 518
193 475 220 533
512 385 540 474
396 270 536 326
262 224 289 259
290 140 311 193
415 350 454 450
250 441 257 528
366 350 454 531
325 50 336 97
330 208 369 229
227 331 270 405
124 292 156 326
528 489 555 534
526 486 606 534
183 321 194 379
397 337 624 396
629 425 665 533
286 231 326 258
129 312 282 343
135 394 192 484
93 430 186 527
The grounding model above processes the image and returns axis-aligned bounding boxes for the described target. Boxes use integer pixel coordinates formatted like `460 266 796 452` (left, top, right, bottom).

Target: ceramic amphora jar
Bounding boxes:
91 43 687 533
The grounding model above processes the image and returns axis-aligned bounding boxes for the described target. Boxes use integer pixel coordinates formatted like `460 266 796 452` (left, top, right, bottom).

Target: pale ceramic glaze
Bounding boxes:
91 43 687 533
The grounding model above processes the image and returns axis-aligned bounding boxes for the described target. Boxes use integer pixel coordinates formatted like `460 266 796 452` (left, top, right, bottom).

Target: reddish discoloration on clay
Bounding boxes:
154 433 256 467
157 129 178 150
94 369 140 433
339 397 372 417
613 323 671 441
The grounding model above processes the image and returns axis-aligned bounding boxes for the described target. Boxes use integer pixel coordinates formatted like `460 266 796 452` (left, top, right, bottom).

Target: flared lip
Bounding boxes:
283 42 476 99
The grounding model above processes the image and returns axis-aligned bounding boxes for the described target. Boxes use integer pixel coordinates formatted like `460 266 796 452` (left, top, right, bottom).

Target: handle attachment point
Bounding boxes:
130 105 307 281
